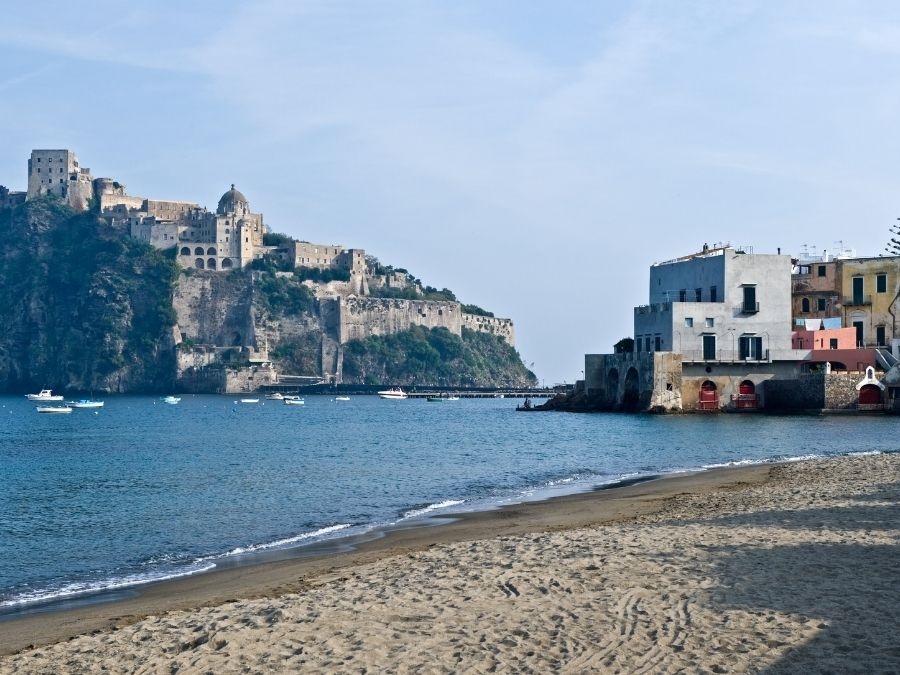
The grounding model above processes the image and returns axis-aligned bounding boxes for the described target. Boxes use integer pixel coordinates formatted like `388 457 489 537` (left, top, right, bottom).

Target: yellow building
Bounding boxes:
838 256 900 348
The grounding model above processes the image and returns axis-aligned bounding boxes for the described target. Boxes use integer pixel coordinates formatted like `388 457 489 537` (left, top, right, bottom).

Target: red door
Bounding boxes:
859 385 881 405
699 381 718 410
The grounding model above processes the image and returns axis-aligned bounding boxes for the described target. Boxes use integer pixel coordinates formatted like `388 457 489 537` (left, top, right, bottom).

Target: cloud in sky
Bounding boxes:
1 1 900 382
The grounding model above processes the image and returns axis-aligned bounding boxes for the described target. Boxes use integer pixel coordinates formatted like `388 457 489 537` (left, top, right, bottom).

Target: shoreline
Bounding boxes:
0 462 775 656
1 452 897 672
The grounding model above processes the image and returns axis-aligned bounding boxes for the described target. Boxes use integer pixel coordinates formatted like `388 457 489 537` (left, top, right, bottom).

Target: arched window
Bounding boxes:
207 247 216 255
221 258 233 269
801 298 810 313
195 258 205 269
180 247 190 256
208 258 217 270
194 246 204 256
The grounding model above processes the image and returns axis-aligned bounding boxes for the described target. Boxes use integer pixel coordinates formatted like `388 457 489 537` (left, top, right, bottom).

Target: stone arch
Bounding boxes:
622 367 640 411
739 380 755 395
207 258 217 270
221 258 233 269
699 380 718 410
195 258 205 269
207 247 217 256
194 246 204 256
801 297 810 312
606 368 620 407
180 246 190 256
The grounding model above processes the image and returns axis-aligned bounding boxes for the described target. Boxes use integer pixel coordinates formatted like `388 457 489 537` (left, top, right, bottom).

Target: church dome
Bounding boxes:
217 184 248 215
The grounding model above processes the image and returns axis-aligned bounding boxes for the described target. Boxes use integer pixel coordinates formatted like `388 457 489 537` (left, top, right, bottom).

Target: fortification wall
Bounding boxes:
172 272 256 348
338 297 462 343
225 365 278 393
462 313 515 346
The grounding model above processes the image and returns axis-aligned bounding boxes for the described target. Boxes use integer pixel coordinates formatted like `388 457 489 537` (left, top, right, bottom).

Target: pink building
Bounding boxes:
792 327 856 350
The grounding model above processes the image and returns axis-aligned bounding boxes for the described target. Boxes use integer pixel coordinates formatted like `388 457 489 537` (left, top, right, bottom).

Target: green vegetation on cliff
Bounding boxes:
342 326 536 388
0 199 179 392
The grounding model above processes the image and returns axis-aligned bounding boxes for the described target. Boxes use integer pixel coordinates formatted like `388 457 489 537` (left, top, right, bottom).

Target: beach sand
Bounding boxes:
1 453 897 673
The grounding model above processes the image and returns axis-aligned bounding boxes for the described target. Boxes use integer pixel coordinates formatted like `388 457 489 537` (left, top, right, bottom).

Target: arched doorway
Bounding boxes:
180 247 190 256
699 380 718 410
195 258 205 269
859 384 882 406
208 258 217 270
622 367 640 411
221 258 233 269
734 380 758 410
606 368 619 407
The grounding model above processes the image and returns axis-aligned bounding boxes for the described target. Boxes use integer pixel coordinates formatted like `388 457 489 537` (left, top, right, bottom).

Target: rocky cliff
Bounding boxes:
0 199 178 393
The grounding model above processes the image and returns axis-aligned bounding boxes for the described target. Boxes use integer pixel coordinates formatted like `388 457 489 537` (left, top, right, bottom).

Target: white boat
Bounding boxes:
378 388 408 400
36 406 72 414
265 393 284 400
161 396 181 405
26 389 64 401
447 395 460 401
334 396 351 402
283 397 305 406
67 400 104 409
239 398 259 404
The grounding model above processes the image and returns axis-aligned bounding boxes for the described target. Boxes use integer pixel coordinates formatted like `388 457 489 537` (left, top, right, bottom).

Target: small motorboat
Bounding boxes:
378 388 408 400
265 393 284 400
426 395 446 402
334 396 351 401
36 406 72 414
161 396 181 405
26 389 64 401
67 400 104 409
283 397 305 406
446 395 460 401
239 398 259 404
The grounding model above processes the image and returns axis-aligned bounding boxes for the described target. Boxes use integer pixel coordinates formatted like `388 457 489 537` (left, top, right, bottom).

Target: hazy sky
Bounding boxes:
2 1 900 383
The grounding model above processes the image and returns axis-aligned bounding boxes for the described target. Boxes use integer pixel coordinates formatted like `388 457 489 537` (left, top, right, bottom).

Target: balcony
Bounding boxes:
843 295 872 306
741 302 760 314
680 349 770 364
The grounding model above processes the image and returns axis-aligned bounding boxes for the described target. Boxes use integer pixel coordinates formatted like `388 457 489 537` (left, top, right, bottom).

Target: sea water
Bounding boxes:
0 394 896 614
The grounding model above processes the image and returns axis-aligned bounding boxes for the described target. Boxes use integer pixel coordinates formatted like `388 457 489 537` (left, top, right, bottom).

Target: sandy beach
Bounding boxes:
1 452 897 673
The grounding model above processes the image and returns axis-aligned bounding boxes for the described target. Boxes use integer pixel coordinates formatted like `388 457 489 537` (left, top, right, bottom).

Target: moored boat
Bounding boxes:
26 389 64 401
378 388 408 400
265 393 284 400
283 397 305 405
67 400 104 409
334 396 351 401
161 396 181 405
239 398 260 404
36 406 72 414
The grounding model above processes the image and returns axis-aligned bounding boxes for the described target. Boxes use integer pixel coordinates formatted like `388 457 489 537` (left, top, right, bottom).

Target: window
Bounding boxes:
818 265 826 277
702 334 716 360
739 335 764 360
710 286 717 302
801 298 810 313
742 286 758 313
877 274 887 293
829 338 838 349
877 325 886 346
817 298 826 311
679 289 687 302
705 318 714 328
685 317 693 328
654 335 661 351
36 168 40 173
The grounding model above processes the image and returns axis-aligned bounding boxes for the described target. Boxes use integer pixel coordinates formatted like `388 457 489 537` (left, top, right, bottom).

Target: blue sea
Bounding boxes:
0 394 896 615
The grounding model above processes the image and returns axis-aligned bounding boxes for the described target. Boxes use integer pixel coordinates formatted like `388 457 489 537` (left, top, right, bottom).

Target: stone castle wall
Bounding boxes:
172 273 256 348
461 313 515 346
338 296 463 343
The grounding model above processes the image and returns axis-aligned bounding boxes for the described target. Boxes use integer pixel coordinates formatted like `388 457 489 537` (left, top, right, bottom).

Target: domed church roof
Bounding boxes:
217 184 248 215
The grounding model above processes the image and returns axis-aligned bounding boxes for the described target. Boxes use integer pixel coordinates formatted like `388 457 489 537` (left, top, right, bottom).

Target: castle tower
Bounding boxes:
27 149 93 211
